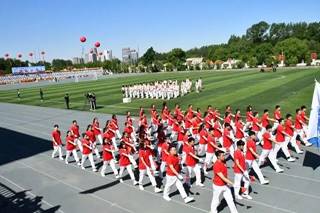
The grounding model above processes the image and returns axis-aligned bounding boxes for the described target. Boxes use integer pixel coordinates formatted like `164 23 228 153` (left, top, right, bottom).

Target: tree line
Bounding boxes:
1 21 319 74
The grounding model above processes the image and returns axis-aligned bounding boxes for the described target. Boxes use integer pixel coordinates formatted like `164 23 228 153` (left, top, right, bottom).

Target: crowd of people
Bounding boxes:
0 69 104 85
51 103 312 213
121 78 202 100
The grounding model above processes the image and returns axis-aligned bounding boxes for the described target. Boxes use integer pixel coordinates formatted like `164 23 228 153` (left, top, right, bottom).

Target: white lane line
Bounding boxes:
30 154 209 213
200 186 296 213
0 174 65 213
16 161 135 213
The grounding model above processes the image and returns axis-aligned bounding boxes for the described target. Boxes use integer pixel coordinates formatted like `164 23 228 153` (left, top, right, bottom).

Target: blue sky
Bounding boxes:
0 0 319 61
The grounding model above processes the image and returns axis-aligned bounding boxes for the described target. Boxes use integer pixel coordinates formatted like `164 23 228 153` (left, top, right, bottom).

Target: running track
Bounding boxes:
0 103 319 213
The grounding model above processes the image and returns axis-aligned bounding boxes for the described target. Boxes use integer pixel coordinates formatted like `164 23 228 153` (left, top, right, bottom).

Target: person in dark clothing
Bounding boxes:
40 88 44 101
64 93 70 109
92 93 97 111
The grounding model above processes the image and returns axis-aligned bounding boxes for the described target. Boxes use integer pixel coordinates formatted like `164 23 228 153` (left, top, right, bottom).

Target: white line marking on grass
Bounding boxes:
16 161 135 213
0 174 65 213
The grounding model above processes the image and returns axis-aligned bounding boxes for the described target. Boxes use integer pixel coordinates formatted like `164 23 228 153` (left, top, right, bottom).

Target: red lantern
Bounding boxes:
41 51 45 55
29 52 33 57
311 52 317 60
80 36 86 43
18 54 22 58
94 42 100 48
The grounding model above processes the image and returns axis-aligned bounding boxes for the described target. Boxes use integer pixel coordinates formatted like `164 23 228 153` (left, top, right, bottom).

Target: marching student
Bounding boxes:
138 141 162 192
121 132 138 169
210 150 238 213
198 124 208 156
272 105 281 131
223 123 235 158
92 117 103 145
285 114 303 154
65 130 80 165
51 124 64 160
159 137 171 178
111 114 122 139
203 128 220 175
245 131 269 185
257 125 284 173
70 120 82 152
300 105 310 133
184 137 204 187
103 120 119 152
233 140 252 200
295 109 312 147
163 146 194 203
80 133 97 172
251 112 263 143
100 138 119 178
118 142 138 185
85 125 101 159
261 109 276 131
272 118 296 162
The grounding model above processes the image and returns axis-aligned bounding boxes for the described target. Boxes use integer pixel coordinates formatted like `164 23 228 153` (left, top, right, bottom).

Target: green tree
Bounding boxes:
274 38 309 64
167 48 186 70
246 21 270 43
248 57 258 68
141 47 156 66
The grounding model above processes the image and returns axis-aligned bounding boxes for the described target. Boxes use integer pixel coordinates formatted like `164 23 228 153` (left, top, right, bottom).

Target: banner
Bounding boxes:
307 80 320 147
12 66 45 75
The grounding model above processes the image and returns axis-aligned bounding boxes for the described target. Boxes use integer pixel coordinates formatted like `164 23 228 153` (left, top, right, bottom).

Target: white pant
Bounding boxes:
111 137 119 151
128 155 137 168
204 152 217 171
139 167 156 186
234 173 250 196
97 134 103 145
198 144 207 156
160 161 166 178
271 142 291 159
65 149 79 163
163 175 187 199
258 149 282 171
101 159 118 176
75 138 83 152
52 145 63 159
185 164 202 185
210 184 238 213
285 135 302 153
245 159 266 183
119 165 135 181
81 153 96 170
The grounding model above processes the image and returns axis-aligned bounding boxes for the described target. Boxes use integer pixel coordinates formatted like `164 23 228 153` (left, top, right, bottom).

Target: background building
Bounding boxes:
122 48 138 64
72 57 84 64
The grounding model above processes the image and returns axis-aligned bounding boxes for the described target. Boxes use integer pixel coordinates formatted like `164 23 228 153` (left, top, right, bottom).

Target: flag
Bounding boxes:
307 80 320 147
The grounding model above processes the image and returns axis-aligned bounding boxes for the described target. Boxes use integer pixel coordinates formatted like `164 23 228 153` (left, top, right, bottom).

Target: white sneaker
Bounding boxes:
204 170 208 175
81 166 85 170
196 183 204 187
242 194 253 200
139 185 144 190
65 161 69 165
287 157 295 162
260 180 270 185
77 162 81 166
184 197 194 204
101 172 105 177
305 142 312 147
115 175 120 179
235 195 243 200
133 181 138 186
297 151 304 154
276 168 284 173
154 187 162 193
163 195 171 202
59 157 64 161
93 168 97 172
119 179 124 183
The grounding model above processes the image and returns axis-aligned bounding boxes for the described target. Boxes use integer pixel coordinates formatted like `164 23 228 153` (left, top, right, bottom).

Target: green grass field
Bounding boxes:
0 68 319 116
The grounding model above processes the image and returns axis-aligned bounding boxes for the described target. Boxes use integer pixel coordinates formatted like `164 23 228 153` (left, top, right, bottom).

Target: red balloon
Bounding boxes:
18 54 22 58
94 42 100 48
41 51 45 55
80 36 86 43
29 53 33 57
